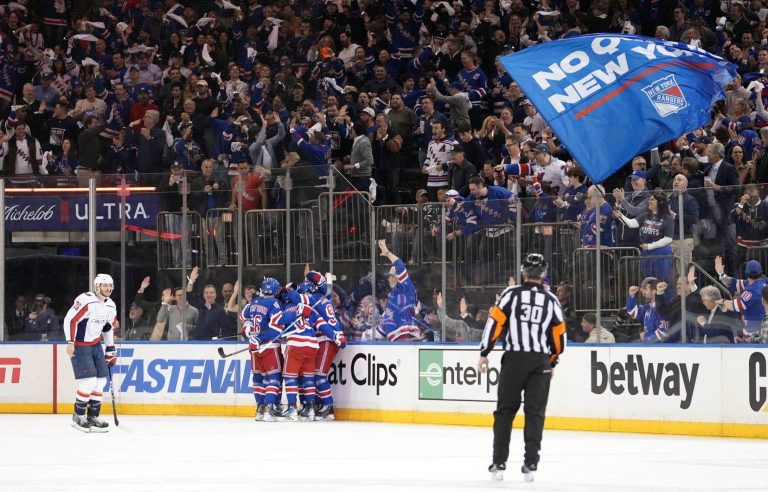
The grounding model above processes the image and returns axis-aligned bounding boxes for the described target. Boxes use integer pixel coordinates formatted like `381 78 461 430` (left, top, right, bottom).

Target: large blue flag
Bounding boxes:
499 35 737 184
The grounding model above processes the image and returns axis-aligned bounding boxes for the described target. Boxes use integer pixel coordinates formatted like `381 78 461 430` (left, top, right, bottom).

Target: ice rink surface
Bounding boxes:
1 415 766 492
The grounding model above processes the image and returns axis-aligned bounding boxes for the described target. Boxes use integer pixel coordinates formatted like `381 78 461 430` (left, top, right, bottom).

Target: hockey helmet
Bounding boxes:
297 281 315 294
260 277 281 296
93 273 114 290
520 253 548 280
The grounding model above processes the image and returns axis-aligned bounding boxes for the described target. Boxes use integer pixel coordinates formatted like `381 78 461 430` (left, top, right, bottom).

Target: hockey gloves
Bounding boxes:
105 346 117 367
297 302 313 318
334 332 347 349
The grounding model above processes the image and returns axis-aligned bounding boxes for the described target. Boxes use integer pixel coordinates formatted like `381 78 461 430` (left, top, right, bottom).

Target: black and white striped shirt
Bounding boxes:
480 282 566 366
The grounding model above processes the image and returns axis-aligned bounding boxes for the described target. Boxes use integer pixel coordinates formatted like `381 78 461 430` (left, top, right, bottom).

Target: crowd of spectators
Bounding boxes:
0 0 768 343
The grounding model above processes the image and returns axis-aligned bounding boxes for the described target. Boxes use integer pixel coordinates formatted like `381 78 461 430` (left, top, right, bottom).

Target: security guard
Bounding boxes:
478 253 566 482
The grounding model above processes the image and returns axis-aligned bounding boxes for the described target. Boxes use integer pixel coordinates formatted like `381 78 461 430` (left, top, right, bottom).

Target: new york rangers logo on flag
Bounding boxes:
499 35 737 184
642 75 688 117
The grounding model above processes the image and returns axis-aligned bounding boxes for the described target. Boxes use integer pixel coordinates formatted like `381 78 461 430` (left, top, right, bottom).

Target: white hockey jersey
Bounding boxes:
63 292 117 346
536 156 570 197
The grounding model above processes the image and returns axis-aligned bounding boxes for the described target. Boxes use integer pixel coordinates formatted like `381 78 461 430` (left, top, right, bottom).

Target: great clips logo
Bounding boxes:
0 358 21 384
749 352 768 412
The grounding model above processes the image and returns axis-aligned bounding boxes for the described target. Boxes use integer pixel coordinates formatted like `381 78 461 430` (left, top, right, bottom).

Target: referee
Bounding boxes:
478 253 566 482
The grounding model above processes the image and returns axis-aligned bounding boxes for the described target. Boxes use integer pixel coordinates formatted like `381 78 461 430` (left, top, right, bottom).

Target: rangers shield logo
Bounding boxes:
642 75 688 117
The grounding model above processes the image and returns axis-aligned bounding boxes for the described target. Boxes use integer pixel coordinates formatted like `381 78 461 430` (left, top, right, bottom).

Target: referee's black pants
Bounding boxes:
492 351 552 467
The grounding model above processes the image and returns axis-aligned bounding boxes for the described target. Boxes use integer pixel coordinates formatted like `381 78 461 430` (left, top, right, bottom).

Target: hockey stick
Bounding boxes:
218 346 249 358
107 365 119 427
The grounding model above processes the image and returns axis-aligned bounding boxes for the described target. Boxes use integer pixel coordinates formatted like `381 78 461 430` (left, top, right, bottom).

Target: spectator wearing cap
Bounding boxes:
428 76 471 129
624 155 648 191
715 257 767 337
520 99 546 139
34 73 59 108
170 121 204 171
128 85 160 134
344 120 374 193
360 107 377 137
123 303 153 341
613 170 649 248
448 143 477 196
581 312 615 343
193 79 219 119
532 142 570 196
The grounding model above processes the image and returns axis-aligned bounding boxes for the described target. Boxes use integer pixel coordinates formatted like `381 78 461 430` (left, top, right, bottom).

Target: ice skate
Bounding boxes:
521 463 537 482
298 404 315 422
281 404 299 421
86 416 109 432
488 463 505 481
263 404 284 422
315 404 335 421
255 403 266 421
71 413 91 433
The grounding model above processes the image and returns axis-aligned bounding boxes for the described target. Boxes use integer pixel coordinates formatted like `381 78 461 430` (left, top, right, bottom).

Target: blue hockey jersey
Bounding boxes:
378 259 421 341
627 295 672 343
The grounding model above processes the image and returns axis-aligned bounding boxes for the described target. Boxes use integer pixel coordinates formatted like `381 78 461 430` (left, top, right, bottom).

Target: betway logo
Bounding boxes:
590 351 699 409
0 358 21 383
111 349 251 394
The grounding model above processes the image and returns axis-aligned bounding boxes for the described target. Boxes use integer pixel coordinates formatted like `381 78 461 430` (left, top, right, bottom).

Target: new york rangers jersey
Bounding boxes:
378 259 421 341
240 297 284 350
62 292 117 346
726 277 768 333
627 295 672 343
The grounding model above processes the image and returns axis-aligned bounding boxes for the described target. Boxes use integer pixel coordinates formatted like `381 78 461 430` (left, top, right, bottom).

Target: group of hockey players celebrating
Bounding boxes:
240 270 347 422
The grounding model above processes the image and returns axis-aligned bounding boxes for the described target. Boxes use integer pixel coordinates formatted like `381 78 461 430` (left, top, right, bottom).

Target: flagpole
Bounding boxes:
595 185 602 344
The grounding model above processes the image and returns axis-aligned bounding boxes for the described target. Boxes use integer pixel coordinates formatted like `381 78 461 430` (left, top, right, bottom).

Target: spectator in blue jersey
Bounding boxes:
376 239 422 341
614 191 675 300
626 277 673 343
466 175 515 283
170 121 203 171
715 257 768 337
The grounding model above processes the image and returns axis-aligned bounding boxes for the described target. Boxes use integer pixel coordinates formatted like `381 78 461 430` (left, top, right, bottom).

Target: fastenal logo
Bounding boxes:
641 74 688 117
0 358 21 384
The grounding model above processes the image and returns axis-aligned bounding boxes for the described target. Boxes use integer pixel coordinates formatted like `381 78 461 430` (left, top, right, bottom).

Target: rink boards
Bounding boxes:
0 343 767 438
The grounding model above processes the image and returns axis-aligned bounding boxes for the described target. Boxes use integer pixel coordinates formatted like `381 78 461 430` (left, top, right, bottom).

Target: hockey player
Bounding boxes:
62 274 118 432
279 289 338 421
714 258 768 337
377 240 422 341
240 277 286 422
304 272 347 421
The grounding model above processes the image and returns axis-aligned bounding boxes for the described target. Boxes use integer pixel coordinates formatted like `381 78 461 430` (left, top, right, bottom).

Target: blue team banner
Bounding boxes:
499 34 737 183
3 193 163 232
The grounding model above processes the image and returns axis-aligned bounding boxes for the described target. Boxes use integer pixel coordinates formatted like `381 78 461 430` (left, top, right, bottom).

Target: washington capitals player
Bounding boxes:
62 274 118 432
303 272 347 420
241 278 286 422
377 239 422 341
